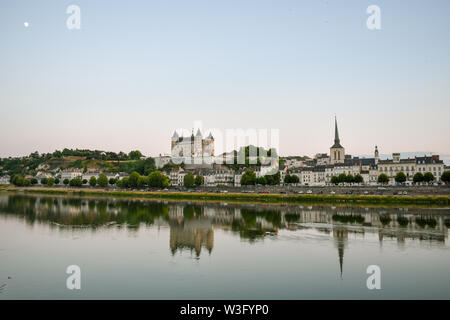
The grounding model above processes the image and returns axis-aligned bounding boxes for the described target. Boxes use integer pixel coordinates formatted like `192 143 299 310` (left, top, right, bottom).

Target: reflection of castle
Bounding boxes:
169 220 214 257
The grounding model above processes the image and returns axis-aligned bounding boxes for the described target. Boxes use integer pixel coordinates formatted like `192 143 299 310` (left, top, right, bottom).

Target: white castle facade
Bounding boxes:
171 129 214 168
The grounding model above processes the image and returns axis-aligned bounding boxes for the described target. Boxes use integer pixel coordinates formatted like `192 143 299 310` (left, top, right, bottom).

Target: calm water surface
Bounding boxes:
0 193 449 299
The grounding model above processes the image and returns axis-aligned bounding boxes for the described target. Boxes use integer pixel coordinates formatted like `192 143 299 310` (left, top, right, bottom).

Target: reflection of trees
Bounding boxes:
0 195 170 227
183 205 203 220
0 195 449 245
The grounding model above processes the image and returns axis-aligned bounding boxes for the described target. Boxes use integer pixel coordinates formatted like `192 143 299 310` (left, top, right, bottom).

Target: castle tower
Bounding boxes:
204 132 214 157
330 116 345 164
194 128 203 158
171 131 179 150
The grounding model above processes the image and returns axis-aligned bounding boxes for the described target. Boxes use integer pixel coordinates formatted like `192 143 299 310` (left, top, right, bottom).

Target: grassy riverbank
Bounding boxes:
2 186 450 206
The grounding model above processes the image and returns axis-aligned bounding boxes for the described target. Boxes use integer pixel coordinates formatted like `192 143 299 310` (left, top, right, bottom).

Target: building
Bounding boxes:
171 129 214 168
154 154 172 169
82 169 101 182
329 117 345 165
0 175 10 185
378 153 445 184
60 168 82 181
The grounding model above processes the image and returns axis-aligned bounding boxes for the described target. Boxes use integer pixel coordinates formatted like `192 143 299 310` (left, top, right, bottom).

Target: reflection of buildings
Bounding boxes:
169 220 214 257
2 195 450 269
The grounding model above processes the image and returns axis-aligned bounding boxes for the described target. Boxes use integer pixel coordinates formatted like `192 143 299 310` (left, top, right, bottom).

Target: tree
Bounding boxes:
23 179 31 187
345 174 354 184
423 172 435 183
240 170 256 186
69 178 82 187
128 150 143 160
194 175 204 187
331 176 339 185
63 178 70 186
30 178 38 185
40 177 48 185
97 174 108 188
89 176 97 187
54 178 60 185
109 178 116 185
284 174 299 184
47 177 55 187
82 179 88 185
264 171 280 185
137 176 147 188
256 176 267 185
441 171 450 184
116 177 130 188
395 172 407 184
148 171 169 188
353 174 363 184
11 174 24 186
338 173 347 184
413 172 424 184
378 173 389 184
184 173 195 188
290 175 299 184
128 171 140 188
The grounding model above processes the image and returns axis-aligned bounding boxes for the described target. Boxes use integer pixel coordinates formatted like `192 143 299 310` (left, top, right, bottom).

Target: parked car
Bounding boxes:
307 190 312 194
330 191 336 195
297 191 304 194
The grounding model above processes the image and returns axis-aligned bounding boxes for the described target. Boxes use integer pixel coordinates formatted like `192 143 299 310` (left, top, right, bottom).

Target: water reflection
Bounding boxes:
1 194 450 277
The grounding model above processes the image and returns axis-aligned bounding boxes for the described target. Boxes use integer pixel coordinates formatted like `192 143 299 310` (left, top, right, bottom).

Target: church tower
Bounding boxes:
330 116 345 164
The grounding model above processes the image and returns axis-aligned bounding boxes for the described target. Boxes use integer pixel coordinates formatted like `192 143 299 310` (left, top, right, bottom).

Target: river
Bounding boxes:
0 193 449 299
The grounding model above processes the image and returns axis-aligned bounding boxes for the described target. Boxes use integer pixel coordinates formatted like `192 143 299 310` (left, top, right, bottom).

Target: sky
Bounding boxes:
0 0 449 161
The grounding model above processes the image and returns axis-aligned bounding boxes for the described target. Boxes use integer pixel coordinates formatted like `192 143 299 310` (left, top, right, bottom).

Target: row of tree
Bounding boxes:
240 170 281 186
377 171 450 184
330 174 364 185
183 173 204 188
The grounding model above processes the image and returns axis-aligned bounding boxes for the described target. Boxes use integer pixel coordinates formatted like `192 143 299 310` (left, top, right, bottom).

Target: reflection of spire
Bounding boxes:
333 227 348 279
338 244 344 279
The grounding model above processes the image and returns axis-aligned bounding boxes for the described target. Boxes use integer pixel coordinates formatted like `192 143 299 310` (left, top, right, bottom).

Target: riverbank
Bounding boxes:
2 186 450 206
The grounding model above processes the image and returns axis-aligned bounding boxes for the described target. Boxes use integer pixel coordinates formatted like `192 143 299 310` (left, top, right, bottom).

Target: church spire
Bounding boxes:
334 116 340 146
331 116 343 148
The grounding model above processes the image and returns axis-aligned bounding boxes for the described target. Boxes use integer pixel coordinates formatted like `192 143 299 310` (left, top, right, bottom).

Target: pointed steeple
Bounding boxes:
171 131 179 139
195 128 202 137
335 116 339 143
331 116 343 148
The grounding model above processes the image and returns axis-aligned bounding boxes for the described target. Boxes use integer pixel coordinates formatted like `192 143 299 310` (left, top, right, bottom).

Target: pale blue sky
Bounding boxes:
1 0 449 160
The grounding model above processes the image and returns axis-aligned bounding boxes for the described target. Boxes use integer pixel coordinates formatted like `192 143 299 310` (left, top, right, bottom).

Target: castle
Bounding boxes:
171 129 214 168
